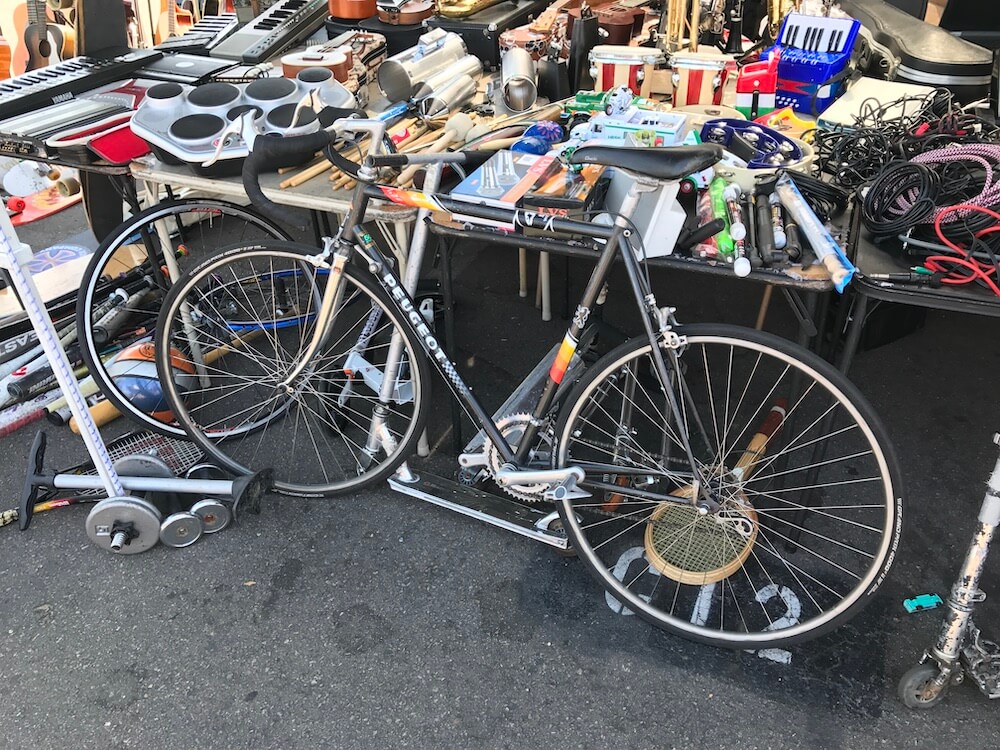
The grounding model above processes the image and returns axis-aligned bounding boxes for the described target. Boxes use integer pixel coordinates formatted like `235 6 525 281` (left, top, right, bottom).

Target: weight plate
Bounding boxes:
160 511 203 548
114 454 174 478
86 496 162 554
190 498 232 534
185 463 228 481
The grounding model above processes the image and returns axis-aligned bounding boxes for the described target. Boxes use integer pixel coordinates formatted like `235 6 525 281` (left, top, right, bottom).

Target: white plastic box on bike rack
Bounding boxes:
600 169 685 257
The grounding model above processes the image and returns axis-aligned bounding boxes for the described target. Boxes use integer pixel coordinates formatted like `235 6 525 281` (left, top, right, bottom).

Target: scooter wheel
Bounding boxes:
898 664 950 709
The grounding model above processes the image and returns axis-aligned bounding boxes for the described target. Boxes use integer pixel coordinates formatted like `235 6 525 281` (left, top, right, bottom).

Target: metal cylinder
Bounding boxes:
500 47 537 113
377 29 467 102
419 55 484 99
418 74 478 124
110 531 128 551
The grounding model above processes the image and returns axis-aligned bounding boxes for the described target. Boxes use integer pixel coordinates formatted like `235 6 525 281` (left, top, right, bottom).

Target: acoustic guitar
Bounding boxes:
0 29 11 80
155 0 195 45
12 0 75 74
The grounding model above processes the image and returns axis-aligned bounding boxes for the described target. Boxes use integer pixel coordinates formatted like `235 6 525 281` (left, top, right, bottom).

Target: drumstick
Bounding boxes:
393 122 429 150
467 137 519 152
280 158 334 189
388 117 419 139
397 114 475 187
278 154 323 175
400 128 445 153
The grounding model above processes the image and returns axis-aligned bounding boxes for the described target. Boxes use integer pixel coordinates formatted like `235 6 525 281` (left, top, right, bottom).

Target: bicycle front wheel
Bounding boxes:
76 199 290 436
155 241 431 497
555 324 902 650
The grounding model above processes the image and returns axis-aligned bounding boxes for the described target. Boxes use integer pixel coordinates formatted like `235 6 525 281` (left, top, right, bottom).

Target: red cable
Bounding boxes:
927 204 1000 297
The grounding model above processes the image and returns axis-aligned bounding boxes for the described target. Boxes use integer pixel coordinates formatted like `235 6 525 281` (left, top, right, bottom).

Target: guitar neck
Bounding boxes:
169 0 177 34
27 0 46 27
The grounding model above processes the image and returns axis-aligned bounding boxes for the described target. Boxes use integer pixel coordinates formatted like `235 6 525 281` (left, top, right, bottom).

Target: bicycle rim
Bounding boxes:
156 243 429 497
555 324 901 649
76 199 289 437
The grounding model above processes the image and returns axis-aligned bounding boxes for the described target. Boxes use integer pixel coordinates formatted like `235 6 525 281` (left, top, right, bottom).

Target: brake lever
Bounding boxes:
203 109 262 168
292 90 324 128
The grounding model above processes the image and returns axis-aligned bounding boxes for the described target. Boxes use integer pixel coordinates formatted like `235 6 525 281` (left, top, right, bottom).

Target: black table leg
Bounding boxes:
837 292 868 375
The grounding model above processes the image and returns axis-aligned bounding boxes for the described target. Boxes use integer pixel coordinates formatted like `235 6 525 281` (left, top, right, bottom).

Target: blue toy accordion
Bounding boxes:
765 13 860 114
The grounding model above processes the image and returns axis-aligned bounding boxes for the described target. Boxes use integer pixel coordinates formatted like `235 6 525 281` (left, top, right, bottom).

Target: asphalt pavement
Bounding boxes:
1 205 999 749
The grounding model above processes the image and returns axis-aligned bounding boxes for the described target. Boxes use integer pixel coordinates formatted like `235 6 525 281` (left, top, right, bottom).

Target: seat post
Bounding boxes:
613 173 663 227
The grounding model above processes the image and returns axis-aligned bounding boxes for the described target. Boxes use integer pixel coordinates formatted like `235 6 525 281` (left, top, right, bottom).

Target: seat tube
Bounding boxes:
512 183 644 464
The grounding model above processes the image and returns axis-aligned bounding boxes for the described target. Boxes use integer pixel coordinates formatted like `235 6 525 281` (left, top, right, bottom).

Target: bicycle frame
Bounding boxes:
278 158 714 505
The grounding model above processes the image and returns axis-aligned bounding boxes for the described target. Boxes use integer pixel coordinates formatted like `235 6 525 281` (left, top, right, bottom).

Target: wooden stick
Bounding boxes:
278 155 322 175
332 173 355 191
393 122 428 150
280 158 333 189
388 117 418 139
400 128 443 153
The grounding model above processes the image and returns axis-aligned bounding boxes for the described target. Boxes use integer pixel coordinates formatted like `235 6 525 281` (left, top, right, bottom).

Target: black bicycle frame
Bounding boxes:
332 183 649 466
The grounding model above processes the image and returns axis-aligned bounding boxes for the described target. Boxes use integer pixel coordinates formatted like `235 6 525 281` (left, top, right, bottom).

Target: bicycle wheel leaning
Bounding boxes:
154 241 431 497
555 324 902 650
76 199 291 437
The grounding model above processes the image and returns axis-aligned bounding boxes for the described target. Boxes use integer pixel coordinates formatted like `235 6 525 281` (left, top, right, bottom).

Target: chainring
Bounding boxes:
483 413 554 503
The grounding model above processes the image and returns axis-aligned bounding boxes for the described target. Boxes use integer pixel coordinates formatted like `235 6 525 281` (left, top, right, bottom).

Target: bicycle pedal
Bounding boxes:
543 475 591 503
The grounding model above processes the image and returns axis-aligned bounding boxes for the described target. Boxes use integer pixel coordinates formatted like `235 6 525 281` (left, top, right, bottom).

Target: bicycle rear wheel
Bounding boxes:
76 199 290 436
155 241 430 497
555 324 902 650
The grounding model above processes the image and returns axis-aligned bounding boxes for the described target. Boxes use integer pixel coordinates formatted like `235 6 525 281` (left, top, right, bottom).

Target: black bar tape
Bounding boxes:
242 130 335 229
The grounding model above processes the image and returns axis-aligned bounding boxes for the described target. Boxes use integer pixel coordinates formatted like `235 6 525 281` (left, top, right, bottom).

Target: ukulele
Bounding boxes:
13 0 75 73
155 0 195 45
281 43 352 80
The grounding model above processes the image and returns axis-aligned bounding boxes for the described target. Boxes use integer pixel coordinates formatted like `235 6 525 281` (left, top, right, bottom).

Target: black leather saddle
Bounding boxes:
569 144 723 181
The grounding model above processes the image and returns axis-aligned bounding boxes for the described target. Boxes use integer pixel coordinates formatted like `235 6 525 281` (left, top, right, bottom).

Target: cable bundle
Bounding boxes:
860 161 939 239
810 89 1000 189
861 144 1000 243
921 205 1000 297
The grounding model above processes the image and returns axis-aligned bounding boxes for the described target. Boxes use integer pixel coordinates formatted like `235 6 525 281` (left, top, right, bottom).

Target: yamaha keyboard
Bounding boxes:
0 49 162 121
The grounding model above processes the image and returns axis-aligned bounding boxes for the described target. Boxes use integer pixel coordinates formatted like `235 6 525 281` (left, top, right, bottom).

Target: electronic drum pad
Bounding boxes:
131 70 356 176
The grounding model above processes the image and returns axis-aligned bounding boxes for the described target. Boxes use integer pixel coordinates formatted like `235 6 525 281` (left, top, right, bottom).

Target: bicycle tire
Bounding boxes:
155 241 431 497
554 324 902 650
76 199 291 437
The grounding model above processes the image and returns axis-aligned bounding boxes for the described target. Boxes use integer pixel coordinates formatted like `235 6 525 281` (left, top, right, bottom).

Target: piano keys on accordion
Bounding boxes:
766 13 861 113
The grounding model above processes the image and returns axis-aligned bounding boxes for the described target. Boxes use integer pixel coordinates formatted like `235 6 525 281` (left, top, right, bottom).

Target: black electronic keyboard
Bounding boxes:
155 13 241 54
209 0 328 64
0 49 162 121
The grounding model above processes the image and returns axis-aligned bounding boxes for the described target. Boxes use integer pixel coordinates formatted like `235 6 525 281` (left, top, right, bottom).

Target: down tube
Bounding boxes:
354 232 517 464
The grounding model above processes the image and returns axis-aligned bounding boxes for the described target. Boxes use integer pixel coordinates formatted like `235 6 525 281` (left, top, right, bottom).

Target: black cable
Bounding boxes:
774 169 849 221
860 161 939 239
